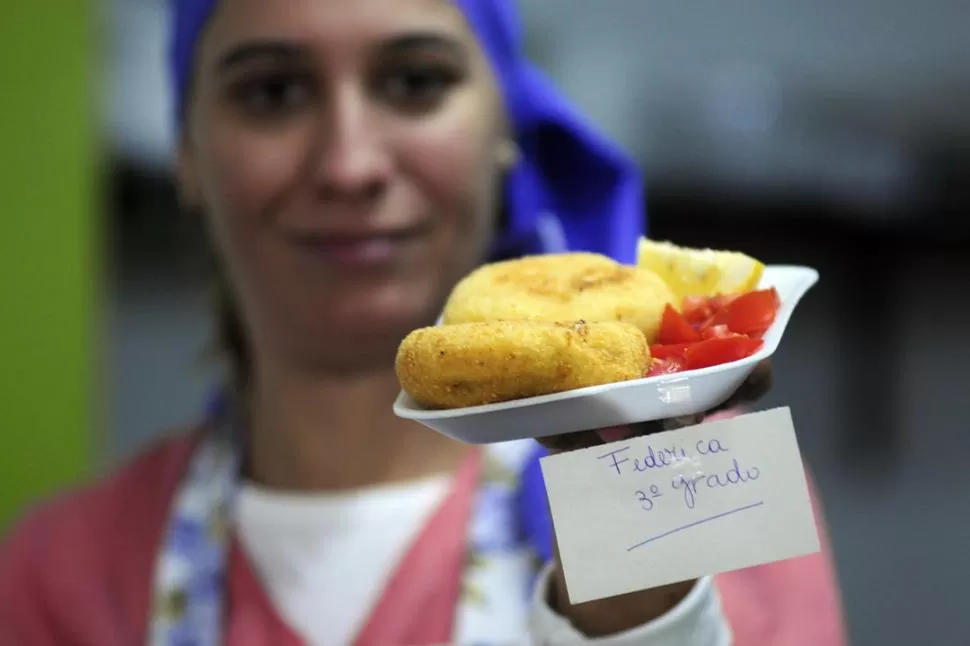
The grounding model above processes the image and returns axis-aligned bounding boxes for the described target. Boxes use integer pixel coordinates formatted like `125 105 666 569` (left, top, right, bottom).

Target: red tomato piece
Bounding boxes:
658 304 701 344
708 294 737 310
646 358 685 377
650 343 690 364
700 324 737 340
682 336 764 370
695 314 718 332
688 294 735 329
722 288 781 336
682 296 714 325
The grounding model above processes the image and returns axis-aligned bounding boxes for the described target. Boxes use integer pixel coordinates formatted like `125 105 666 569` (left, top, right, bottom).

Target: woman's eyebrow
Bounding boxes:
378 32 468 61
216 41 309 72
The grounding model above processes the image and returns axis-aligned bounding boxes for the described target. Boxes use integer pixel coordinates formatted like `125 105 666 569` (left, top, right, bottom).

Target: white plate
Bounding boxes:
394 265 819 444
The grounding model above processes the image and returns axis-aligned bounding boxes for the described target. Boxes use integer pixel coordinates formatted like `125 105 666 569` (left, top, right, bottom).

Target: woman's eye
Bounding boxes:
380 65 460 110
229 73 314 119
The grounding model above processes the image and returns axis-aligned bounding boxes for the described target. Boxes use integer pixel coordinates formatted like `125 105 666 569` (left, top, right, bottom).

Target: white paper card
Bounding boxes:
540 407 820 604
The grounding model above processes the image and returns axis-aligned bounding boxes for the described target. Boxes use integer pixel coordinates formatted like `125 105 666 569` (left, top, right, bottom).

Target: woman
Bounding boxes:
0 0 847 644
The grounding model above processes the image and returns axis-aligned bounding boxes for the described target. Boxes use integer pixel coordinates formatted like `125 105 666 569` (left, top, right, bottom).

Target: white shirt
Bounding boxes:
238 478 731 646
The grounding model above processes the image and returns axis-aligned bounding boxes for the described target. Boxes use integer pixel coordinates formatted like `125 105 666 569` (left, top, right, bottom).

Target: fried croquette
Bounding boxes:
441 252 677 343
396 320 649 409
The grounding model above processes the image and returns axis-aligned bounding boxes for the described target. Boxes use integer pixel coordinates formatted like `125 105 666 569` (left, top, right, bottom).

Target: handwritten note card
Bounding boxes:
540 407 820 604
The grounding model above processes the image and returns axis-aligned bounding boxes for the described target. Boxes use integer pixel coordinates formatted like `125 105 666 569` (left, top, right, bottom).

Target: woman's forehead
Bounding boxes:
201 0 475 57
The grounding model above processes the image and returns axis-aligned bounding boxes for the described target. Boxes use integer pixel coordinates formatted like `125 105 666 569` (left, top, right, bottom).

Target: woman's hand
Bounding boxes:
534 360 773 636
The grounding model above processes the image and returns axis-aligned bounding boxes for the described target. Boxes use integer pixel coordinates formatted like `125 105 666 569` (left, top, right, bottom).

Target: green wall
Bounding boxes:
0 3 97 528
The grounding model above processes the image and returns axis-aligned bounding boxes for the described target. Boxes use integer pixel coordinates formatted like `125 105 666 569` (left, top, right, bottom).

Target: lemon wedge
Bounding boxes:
636 237 764 299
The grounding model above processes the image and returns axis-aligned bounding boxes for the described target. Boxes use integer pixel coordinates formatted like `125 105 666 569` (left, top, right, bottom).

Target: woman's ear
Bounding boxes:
496 137 520 171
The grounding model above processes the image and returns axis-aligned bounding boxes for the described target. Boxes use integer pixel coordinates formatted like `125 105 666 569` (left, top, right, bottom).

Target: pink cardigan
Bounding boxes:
0 434 849 645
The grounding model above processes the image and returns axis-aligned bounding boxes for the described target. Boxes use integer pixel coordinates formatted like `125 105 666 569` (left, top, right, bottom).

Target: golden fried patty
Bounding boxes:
396 319 649 409
441 252 677 343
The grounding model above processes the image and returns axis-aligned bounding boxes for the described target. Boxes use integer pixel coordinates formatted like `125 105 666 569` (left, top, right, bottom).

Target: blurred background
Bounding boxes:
2 0 969 644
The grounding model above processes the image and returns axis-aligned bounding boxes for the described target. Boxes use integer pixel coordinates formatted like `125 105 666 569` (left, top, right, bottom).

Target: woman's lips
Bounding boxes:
285 227 427 267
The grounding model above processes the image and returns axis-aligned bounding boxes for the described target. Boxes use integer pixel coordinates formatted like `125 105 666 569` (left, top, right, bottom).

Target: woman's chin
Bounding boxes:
289 321 420 376
292 309 436 369
274 284 447 373
326 309 433 341
323 285 443 334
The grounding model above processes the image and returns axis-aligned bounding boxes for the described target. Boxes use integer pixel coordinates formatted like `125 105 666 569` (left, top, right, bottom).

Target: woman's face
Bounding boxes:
179 0 510 374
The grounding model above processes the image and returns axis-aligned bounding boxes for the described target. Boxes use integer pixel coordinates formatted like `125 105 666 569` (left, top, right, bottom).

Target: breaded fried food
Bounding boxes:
441 252 677 343
396 320 649 409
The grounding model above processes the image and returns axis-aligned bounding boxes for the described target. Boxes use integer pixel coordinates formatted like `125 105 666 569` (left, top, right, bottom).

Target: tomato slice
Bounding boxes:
683 293 739 329
658 304 701 344
654 288 773 371
700 324 737 340
721 288 781 336
650 343 690 363
646 358 685 377
682 336 764 369
682 296 714 325
708 294 737 311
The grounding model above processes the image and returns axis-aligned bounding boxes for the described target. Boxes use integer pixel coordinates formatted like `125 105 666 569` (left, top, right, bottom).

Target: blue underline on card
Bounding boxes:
626 501 765 551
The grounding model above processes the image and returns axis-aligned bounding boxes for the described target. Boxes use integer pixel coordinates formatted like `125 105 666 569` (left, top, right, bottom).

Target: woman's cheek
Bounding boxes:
406 126 500 238
201 123 309 222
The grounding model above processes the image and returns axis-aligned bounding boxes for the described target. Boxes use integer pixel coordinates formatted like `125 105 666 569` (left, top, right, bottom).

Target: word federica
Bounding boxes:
597 438 762 512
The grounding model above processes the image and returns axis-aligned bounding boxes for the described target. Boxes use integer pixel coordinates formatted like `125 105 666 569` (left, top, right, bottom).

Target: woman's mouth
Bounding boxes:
284 227 429 268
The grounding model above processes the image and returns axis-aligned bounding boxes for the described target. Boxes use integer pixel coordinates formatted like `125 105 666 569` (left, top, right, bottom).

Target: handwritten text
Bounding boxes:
597 437 760 511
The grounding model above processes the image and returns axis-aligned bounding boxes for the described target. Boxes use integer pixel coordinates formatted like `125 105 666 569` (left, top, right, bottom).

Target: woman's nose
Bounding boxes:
312 89 392 200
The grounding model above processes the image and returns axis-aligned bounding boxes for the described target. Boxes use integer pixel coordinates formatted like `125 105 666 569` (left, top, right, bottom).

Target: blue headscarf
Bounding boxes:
169 0 646 264
175 0 647 566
